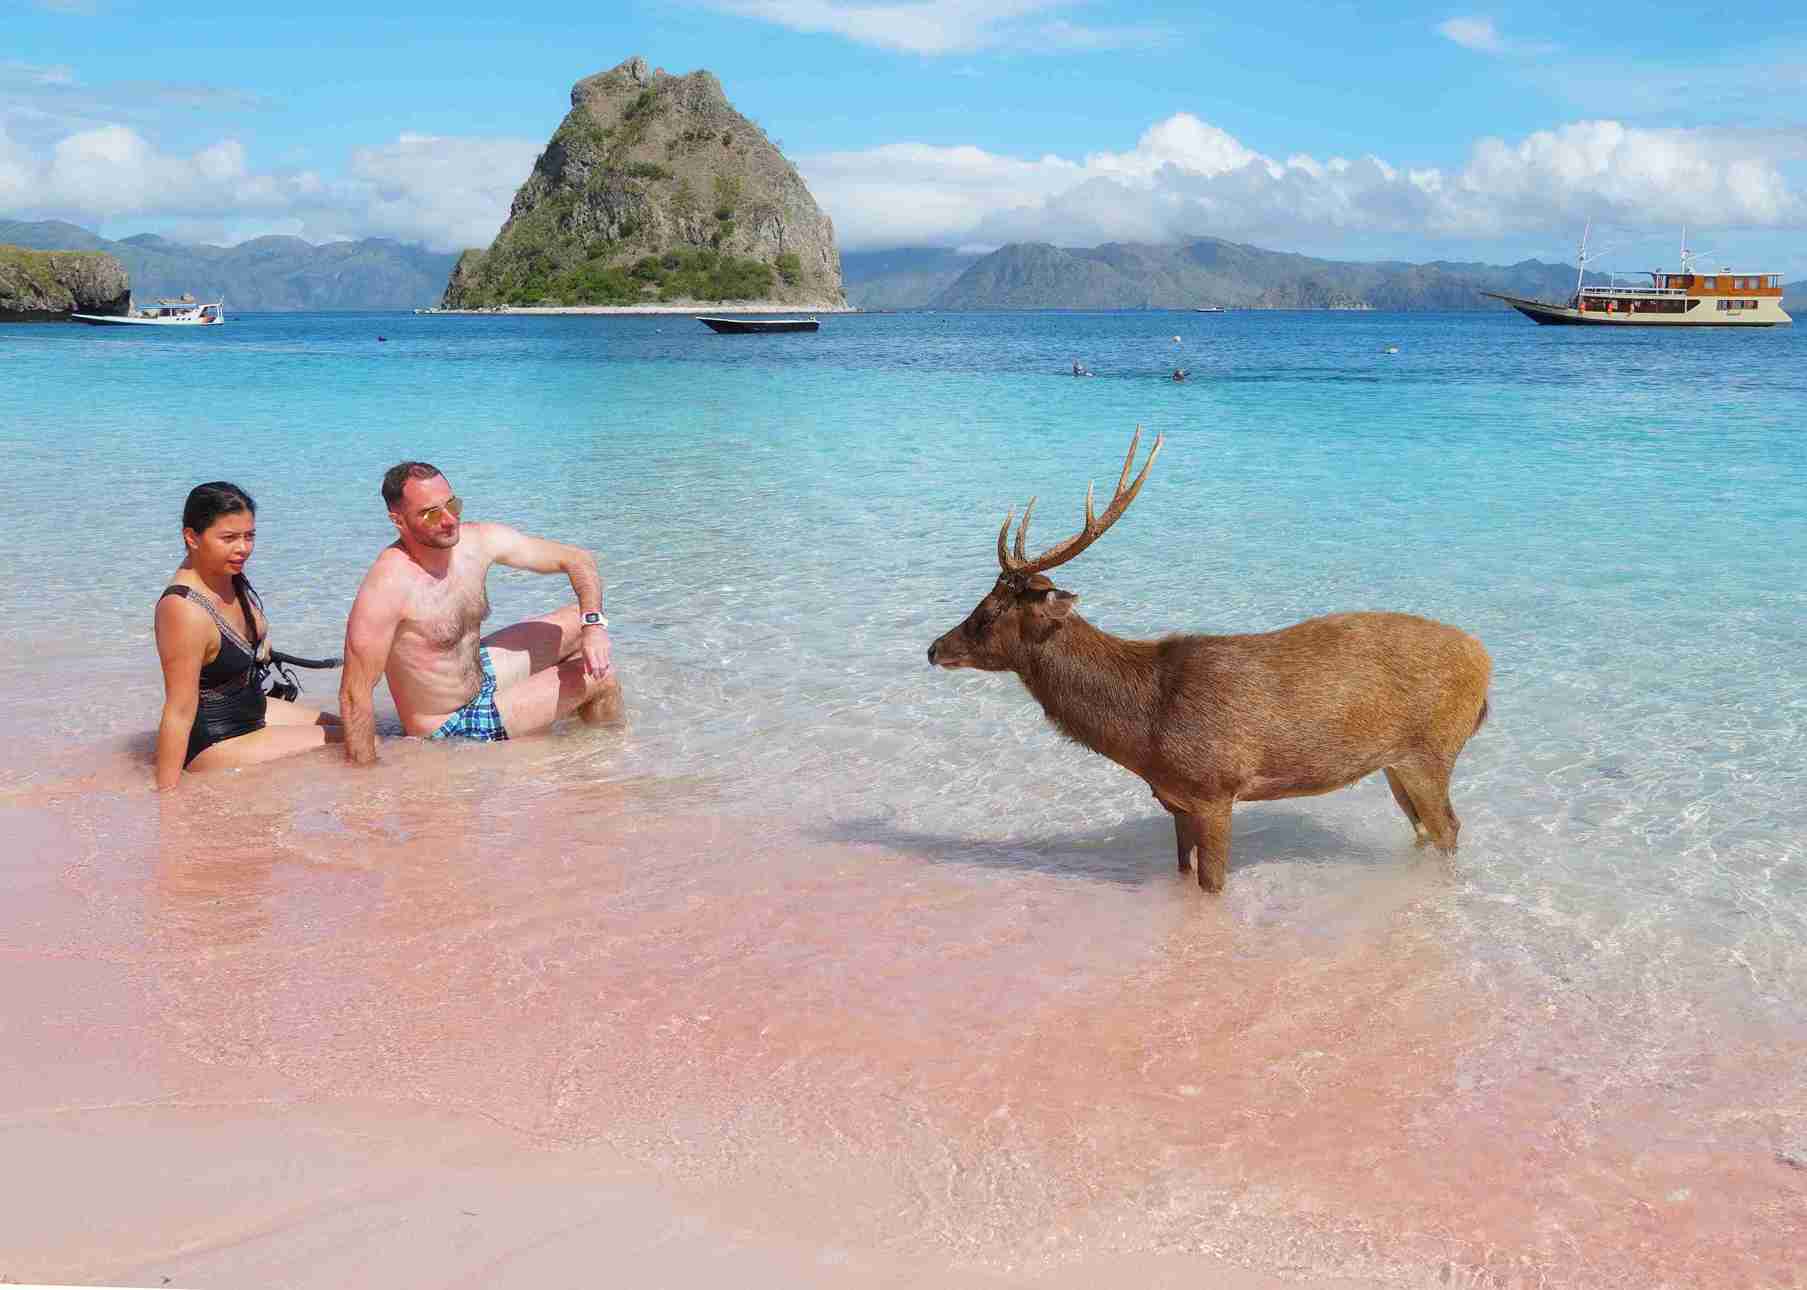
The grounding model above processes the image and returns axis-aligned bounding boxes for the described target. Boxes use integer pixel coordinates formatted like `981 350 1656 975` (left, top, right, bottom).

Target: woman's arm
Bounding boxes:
154 597 211 791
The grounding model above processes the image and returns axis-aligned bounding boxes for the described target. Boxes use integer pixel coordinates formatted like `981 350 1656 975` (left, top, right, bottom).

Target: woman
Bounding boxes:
154 482 340 790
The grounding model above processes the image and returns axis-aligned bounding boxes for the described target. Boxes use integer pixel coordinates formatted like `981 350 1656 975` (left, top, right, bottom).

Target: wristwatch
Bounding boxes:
580 610 608 628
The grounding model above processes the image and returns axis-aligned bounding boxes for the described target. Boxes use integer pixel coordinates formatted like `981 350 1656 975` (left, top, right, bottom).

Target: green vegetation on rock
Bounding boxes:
0 243 130 319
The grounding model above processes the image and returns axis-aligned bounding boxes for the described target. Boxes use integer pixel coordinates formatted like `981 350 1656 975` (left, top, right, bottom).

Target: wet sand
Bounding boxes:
4 738 1801 1288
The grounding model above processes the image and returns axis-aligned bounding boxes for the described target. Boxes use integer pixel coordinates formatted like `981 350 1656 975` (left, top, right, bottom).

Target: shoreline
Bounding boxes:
423 301 858 316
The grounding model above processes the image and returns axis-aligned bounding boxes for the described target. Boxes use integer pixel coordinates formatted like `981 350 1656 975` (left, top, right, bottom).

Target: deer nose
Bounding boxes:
927 643 938 665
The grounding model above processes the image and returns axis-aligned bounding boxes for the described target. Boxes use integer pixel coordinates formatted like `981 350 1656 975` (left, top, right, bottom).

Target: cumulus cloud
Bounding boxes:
0 121 539 251
802 115 1807 252
701 0 1168 55
1437 17 1504 53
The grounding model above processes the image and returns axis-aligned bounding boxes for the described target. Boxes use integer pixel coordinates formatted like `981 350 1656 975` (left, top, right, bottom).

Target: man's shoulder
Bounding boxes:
354 544 417 601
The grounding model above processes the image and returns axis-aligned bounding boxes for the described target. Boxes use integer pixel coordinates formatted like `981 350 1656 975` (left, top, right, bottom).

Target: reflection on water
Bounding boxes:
5 736 1801 1284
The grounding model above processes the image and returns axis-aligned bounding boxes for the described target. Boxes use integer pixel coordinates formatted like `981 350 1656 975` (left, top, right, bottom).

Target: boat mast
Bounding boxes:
1575 219 1590 300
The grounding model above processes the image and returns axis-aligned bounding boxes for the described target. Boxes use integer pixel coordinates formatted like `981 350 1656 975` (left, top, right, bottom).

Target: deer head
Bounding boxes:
928 428 1163 671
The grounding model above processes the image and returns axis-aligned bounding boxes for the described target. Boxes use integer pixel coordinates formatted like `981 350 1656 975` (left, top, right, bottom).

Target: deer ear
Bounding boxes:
1038 588 1079 619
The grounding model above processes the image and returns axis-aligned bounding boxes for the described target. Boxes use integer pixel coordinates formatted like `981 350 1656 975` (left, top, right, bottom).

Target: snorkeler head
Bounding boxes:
181 481 257 574
385 462 461 550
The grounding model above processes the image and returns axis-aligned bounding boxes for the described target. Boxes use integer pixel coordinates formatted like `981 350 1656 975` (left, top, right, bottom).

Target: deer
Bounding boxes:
926 428 1492 892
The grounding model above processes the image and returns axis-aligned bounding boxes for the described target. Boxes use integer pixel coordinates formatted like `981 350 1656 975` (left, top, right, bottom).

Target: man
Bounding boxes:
339 461 622 763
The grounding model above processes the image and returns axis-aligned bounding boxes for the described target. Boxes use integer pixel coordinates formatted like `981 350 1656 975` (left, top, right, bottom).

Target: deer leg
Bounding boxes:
1191 801 1234 893
1171 811 1196 875
1391 761 1460 853
1383 768 1434 848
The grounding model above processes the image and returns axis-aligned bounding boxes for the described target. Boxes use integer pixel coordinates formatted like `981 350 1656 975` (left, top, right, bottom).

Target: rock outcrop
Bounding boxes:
442 57 843 308
0 246 130 320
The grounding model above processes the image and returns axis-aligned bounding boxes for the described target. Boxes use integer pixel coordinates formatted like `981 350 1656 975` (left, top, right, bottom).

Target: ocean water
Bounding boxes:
3 309 1804 1286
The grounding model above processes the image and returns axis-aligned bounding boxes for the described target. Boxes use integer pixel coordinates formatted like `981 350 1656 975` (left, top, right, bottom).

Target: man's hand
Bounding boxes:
581 625 613 681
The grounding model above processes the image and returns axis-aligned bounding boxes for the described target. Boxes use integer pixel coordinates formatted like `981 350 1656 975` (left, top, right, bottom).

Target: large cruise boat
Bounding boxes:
1484 228 1791 327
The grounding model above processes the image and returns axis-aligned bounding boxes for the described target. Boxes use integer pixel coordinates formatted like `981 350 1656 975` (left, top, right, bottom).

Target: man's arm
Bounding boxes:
484 524 610 678
339 568 402 765
485 523 603 612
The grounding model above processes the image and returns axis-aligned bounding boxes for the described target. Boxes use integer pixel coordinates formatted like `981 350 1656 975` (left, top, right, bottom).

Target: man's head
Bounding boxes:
382 461 461 550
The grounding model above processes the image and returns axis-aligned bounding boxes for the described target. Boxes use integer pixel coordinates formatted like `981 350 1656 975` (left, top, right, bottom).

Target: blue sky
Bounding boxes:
6 0 1807 274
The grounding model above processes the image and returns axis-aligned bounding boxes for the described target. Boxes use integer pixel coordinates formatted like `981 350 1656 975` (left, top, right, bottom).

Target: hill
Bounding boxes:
442 56 843 309
840 248 979 310
0 220 457 310
906 238 1598 311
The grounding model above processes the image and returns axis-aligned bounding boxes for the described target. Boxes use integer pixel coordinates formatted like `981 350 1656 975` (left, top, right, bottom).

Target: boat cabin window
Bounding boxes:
1703 277 1716 288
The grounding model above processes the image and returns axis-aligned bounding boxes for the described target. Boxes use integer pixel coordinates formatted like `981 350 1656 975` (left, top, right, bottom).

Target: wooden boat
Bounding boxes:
1484 225 1791 327
72 294 224 326
696 316 819 333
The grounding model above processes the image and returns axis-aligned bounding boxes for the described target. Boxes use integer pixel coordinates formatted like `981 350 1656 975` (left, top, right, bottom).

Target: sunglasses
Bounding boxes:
416 496 463 525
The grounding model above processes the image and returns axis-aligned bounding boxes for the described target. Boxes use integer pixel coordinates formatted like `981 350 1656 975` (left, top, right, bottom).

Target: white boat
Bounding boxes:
1193 305 1227 313
73 294 224 326
1483 225 1791 327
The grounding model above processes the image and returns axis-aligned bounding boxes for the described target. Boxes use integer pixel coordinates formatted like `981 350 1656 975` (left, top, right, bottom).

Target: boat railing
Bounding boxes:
1579 285 1690 298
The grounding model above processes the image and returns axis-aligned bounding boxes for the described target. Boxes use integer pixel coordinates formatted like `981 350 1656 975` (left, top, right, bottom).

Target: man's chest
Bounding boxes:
398 560 492 646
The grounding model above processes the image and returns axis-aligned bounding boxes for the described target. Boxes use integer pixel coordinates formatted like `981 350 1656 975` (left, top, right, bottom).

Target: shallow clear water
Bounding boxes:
3 309 1804 1285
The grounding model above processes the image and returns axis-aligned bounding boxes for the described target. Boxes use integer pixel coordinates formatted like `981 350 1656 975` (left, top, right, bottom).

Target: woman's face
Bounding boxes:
184 508 256 574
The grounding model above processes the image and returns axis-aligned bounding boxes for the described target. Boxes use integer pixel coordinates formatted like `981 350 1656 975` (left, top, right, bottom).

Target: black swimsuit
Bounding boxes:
161 578 268 765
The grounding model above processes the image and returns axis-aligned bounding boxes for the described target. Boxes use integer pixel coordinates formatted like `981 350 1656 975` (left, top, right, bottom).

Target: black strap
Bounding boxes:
161 583 258 656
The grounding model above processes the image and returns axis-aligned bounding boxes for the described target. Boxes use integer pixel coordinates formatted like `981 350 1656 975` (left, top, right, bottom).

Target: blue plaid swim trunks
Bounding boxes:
430 645 509 742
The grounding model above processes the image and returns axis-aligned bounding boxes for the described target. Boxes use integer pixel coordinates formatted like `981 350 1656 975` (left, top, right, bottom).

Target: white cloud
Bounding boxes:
335 133 545 249
802 116 1807 252
702 0 1165 55
1437 16 1504 53
0 121 538 252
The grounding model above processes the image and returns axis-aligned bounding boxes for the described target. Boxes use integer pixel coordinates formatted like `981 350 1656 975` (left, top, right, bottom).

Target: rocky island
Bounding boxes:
442 57 845 311
0 246 129 321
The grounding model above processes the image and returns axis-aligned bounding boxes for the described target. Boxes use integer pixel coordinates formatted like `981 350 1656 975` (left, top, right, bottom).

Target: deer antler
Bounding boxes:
997 427 1164 577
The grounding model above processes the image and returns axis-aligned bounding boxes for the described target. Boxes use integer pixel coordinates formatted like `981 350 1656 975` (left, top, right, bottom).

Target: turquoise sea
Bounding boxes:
3 309 1804 1286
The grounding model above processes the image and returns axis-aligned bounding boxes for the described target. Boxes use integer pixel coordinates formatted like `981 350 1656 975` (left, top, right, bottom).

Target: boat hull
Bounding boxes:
71 313 224 326
696 316 819 333
1483 292 1790 327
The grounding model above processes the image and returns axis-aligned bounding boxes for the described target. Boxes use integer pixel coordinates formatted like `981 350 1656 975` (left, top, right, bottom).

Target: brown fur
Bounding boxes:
929 582 1492 893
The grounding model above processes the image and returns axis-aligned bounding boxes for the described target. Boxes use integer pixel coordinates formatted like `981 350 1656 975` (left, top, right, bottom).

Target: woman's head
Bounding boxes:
182 481 257 573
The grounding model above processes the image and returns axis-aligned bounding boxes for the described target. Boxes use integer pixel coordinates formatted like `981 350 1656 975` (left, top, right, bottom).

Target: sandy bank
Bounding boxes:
425 301 858 316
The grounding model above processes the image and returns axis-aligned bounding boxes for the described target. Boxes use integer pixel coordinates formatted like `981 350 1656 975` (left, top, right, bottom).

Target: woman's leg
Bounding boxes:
186 722 339 774
264 697 342 727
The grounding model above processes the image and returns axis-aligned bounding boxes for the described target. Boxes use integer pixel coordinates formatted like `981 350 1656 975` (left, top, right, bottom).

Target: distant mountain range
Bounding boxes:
6 218 1800 315
845 238 1807 315
0 220 458 311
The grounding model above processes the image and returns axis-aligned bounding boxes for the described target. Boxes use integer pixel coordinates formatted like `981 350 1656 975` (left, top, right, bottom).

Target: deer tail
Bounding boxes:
1473 696 1491 735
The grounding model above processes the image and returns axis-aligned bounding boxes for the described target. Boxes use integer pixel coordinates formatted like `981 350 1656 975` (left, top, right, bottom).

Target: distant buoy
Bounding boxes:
377 336 387 342
1384 345 1399 354
1172 335 1181 343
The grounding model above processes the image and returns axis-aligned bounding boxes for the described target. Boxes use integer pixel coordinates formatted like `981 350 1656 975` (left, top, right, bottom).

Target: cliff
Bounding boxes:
0 222 457 311
0 245 130 320
442 56 843 308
